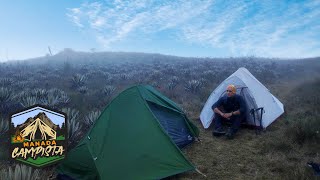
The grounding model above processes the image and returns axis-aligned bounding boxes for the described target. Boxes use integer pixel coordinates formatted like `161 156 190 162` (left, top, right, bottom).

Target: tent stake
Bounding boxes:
196 168 207 178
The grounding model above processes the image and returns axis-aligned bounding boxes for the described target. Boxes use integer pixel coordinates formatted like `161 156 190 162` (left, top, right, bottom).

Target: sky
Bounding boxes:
12 107 65 127
0 0 320 61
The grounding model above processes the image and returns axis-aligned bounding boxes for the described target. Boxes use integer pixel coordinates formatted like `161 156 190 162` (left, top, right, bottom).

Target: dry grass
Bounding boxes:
173 119 319 179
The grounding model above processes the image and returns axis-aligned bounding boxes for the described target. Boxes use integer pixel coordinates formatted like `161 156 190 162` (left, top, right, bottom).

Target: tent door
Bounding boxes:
147 101 193 149
220 87 262 127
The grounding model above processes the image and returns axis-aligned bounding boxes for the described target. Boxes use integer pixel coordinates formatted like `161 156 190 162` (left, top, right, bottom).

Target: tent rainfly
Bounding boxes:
57 85 199 180
200 67 284 129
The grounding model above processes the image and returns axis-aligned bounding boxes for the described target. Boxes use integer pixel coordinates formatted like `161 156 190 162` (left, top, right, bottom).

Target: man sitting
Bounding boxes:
212 84 246 139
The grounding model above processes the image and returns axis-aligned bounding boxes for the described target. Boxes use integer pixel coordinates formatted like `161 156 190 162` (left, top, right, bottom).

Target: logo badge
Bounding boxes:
10 105 67 167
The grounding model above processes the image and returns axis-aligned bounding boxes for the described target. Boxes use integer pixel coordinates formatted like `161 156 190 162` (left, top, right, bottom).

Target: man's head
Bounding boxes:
226 84 236 97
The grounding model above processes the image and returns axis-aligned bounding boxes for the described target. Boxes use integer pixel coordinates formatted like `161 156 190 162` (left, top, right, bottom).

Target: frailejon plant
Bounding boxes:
0 163 40 180
20 96 38 107
103 85 116 97
167 76 179 91
120 74 130 80
0 117 8 136
0 87 14 104
12 73 26 81
0 78 13 86
167 81 178 91
33 88 48 99
61 108 82 146
40 94 60 108
184 80 202 94
0 87 16 114
71 74 87 88
14 82 28 89
84 110 101 127
77 86 88 94
59 93 70 105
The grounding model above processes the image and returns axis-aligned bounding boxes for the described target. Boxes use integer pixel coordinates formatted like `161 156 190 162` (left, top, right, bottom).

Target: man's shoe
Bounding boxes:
213 128 226 137
225 128 235 140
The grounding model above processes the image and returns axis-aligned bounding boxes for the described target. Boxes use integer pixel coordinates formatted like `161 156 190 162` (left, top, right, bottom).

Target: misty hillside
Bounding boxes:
0 51 320 179
4 48 320 67
5 49 190 65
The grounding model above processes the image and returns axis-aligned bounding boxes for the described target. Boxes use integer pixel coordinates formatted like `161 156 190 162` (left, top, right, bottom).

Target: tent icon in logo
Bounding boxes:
20 112 57 141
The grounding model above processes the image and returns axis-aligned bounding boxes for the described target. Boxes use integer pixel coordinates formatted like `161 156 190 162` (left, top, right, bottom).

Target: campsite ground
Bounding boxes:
0 54 319 179
180 120 319 179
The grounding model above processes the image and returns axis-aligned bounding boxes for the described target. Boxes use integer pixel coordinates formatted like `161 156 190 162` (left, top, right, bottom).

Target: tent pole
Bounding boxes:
259 108 264 133
250 109 258 135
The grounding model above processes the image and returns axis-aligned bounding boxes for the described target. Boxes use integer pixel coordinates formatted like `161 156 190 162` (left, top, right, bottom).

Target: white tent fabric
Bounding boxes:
200 67 284 129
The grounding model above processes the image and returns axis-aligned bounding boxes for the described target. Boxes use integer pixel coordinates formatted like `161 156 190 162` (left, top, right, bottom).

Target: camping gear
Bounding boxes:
200 67 284 129
57 85 199 180
307 161 320 176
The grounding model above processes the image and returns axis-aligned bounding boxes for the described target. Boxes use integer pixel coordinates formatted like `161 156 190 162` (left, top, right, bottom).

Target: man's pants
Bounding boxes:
214 113 244 134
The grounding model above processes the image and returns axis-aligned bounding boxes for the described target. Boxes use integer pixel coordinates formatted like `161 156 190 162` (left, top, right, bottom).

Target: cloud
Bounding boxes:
181 1 248 46
67 0 320 58
67 8 83 27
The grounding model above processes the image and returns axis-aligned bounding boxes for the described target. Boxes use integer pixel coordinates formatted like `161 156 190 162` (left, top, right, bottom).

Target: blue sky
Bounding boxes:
0 0 319 61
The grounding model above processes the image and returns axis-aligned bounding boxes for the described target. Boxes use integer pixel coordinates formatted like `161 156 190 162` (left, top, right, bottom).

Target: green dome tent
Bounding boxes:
56 85 199 180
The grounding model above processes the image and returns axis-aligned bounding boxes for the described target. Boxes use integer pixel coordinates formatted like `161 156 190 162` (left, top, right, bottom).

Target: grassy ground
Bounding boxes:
178 120 319 179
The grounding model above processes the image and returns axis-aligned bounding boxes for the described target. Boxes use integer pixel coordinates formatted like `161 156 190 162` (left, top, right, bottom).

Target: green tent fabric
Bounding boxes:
57 85 199 180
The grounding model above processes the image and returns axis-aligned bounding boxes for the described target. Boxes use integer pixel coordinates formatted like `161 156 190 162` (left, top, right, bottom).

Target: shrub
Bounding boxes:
286 115 320 144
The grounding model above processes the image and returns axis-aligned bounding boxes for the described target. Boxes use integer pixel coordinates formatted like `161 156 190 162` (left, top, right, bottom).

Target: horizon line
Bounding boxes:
1 49 319 62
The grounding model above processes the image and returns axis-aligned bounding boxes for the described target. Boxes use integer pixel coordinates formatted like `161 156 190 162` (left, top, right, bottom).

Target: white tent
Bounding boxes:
200 67 284 129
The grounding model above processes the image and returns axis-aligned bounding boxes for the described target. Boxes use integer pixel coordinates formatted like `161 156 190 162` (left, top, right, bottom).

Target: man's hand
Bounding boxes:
215 108 232 119
222 112 232 119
